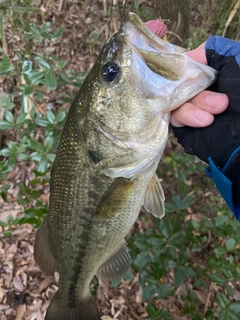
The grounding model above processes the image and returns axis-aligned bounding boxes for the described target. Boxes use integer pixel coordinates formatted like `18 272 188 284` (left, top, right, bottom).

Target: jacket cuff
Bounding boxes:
206 146 240 220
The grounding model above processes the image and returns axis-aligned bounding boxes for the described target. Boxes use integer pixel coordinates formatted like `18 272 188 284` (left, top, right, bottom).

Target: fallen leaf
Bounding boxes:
13 276 24 292
193 290 208 304
39 276 53 292
16 304 26 320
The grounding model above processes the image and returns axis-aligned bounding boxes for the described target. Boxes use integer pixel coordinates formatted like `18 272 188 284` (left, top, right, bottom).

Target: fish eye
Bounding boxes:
102 62 119 83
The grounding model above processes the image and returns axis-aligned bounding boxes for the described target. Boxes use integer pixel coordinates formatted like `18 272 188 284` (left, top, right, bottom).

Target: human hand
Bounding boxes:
171 36 240 218
145 22 229 128
171 43 229 128
146 21 240 218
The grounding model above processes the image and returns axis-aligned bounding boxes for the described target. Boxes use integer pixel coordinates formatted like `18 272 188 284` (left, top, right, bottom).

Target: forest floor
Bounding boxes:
0 1 239 319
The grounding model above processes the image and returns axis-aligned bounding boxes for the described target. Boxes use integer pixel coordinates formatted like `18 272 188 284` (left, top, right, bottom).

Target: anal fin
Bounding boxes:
97 241 131 281
34 220 57 275
143 174 165 218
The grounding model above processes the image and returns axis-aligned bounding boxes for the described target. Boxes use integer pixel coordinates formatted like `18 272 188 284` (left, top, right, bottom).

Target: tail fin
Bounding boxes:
45 294 101 320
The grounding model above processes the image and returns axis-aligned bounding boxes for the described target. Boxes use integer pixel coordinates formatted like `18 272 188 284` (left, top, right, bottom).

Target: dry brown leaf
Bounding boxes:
0 280 3 303
193 290 208 304
13 276 24 292
15 304 26 320
4 268 13 288
0 305 10 310
234 290 240 301
39 276 54 293
5 307 14 316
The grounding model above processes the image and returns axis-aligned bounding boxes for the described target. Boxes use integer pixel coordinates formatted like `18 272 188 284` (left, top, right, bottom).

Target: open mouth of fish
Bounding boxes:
122 13 217 110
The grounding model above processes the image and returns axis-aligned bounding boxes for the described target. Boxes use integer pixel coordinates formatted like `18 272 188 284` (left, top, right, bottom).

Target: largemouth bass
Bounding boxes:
34 12 217 320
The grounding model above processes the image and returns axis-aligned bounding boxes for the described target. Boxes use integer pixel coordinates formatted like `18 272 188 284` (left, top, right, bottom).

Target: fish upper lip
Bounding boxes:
123 12 175 55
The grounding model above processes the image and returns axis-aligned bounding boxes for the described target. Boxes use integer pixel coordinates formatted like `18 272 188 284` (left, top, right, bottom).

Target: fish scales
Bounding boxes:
34 12 217 320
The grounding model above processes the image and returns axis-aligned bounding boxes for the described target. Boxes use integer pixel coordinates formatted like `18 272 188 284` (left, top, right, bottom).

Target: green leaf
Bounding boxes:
1 191 7 202
47 154 55 162
146 303 171 319
208 273 226 286
55 111 66 123
9 6 41 13
43 136 54 152
35 118 49 127
52 28 64 40
166 260 177 269
214 247 225 255
37 91 44 102
46 110 55 124
0 220 8 227
204 310 214 320
0 148 13 157
16 113 26 125
3 230 12 238
226 284 234 298
174 268 184 287
178 195 194 210
180 266 196 278
29 140 44 153
142 283 157 300
156 282 173 298
46 69 58 90
61 70 70 83
226 238 236 251
111 278 121 288
151 263 165 280
37 157 48 173
158 219 172 239
34 56 50 69
216 292 229 308
5 110 14 123
146 303 159 319
0 55 12 75
170 232 185 247
123 270 134 281
22 85 33 96
147 234 165 246
27 69 47 84
229 302 240 314
0 95 15 110
134 251 151 269
40 22 51 33
0 120 14 130
24 32 37 41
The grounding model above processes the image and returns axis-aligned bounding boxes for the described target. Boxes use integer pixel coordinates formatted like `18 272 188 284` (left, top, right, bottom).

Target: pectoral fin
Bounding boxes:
143 174 165 218
96 177 135 218
97 241 131 281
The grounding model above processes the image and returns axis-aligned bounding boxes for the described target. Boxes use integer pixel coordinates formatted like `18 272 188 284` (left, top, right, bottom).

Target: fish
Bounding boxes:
34 12 217 320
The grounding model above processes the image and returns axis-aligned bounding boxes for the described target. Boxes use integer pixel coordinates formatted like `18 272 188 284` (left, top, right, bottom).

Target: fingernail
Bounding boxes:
194 109 212 122
204 93 223 108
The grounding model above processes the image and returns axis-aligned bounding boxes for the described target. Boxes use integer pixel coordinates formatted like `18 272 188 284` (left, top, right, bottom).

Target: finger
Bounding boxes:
189 91 229 114
145 20 167 38
186 42 207 64
171 103 214 127
171 91 229 127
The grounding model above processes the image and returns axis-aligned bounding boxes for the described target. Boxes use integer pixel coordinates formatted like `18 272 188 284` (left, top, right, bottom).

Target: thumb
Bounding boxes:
145 20 167 39
186 42 207 64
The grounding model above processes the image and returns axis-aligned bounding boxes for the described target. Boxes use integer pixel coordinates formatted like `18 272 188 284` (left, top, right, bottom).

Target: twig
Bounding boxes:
58 0 64 14
204 282 214 316
0 9 8 54
223 0 240 36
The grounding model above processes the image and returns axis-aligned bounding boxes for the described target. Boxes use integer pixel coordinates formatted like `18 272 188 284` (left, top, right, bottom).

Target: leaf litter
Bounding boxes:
1 0 240 319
